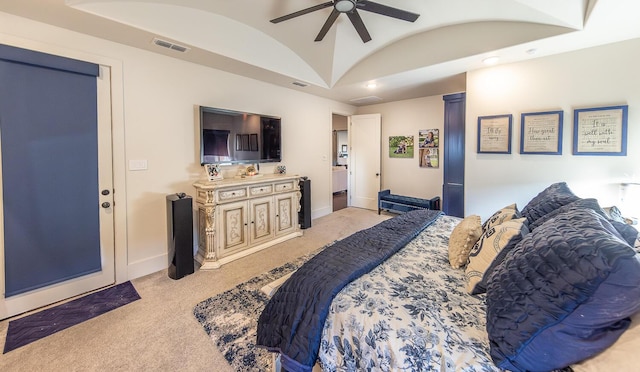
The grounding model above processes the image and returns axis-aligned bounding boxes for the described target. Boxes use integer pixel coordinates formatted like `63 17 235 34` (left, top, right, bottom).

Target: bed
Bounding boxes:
257 183 640 372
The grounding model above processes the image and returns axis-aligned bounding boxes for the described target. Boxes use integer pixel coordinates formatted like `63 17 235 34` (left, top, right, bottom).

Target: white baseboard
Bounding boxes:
311 206 332 220
127 253 167 280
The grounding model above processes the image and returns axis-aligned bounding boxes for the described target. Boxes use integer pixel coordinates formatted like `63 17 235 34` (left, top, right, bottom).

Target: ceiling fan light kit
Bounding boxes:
271 0 419 43
335 0 356 12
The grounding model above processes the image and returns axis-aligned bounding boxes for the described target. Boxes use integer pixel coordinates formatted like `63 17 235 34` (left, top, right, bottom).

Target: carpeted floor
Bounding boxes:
193 251 319 371
0 207 390 371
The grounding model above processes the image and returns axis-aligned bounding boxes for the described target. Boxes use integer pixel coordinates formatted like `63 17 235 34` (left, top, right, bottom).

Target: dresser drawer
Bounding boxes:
274 181 295 192
250 184 273 196
218 187 247 201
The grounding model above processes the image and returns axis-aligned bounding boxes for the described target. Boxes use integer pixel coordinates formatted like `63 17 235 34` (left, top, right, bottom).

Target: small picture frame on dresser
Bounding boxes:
205 164 223 181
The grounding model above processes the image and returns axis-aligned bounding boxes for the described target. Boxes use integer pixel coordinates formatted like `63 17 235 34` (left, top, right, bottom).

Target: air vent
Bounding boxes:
152 38 190 53
349 96 383 105
292 81 308 87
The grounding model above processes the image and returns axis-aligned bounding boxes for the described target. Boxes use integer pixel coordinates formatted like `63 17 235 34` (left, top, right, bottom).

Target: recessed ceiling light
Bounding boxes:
482 56 500 65
366 82 377 89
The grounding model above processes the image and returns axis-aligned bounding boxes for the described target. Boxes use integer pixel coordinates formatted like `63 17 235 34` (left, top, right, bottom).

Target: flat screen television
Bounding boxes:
199 106 281 165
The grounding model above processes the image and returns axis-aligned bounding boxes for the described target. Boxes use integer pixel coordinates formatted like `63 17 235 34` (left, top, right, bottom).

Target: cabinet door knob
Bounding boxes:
101 202 111 208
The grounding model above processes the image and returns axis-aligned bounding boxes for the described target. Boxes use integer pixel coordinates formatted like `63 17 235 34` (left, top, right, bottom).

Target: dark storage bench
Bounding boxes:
378 189 441 215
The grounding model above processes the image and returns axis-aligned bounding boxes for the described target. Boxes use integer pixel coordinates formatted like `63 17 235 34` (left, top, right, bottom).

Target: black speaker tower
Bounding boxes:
166 193 195 280
299 177 311 229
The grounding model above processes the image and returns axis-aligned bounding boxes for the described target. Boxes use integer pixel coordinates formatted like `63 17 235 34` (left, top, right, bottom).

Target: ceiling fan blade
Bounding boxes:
315 9 341 41
357 1 420 22
271 1 333 23
347 10 372 43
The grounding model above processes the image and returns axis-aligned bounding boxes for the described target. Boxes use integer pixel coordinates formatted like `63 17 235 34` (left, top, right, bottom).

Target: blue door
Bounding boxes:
0 44 115 319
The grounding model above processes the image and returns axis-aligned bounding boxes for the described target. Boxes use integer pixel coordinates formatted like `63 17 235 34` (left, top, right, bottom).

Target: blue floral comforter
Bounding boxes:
318 215 499 372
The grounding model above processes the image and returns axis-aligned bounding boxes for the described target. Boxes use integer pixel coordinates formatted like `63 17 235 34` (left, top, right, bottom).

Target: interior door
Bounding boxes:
349 114 381 210
0 45 115 320
442 93 466 217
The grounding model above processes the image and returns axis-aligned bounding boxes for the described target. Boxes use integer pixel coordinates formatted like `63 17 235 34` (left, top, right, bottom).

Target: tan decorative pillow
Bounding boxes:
465 218 527 294
482 203 519 232
448 215 483 269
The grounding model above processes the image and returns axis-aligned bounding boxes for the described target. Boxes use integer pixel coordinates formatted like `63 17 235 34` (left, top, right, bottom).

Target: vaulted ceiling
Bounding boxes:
2 0 640 105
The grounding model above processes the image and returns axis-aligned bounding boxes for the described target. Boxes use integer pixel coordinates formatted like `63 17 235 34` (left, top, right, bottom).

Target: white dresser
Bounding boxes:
193 174 303 269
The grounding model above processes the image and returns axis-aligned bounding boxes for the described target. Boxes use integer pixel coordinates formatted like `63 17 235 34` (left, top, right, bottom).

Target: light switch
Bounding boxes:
129 159 148 171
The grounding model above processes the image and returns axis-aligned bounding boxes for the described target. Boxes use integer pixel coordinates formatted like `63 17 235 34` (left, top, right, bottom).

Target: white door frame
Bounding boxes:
0 35 127 319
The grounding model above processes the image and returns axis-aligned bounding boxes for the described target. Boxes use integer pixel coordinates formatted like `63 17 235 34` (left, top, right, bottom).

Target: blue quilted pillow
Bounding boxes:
486 209 640 372
528 198 605 230
521 182 580 225
528 197 639 247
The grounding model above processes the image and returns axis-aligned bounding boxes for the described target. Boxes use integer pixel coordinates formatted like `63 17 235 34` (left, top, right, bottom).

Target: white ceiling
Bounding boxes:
2 0 640 105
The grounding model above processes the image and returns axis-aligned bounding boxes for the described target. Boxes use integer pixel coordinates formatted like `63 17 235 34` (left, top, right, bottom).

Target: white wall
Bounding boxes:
465 38 640 220
4 11 640 281
357 95 445 201
0 12 355 280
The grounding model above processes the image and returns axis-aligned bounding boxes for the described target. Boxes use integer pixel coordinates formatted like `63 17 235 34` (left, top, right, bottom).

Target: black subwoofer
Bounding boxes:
299 177 311 229
166 193 194 280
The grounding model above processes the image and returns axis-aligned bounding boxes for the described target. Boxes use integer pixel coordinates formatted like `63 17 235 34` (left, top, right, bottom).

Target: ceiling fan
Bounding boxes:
270 0 420 43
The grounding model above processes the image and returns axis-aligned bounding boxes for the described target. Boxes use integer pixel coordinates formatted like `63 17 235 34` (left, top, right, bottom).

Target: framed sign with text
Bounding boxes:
477 114 512 154
573 105 628 156
520 110 563 155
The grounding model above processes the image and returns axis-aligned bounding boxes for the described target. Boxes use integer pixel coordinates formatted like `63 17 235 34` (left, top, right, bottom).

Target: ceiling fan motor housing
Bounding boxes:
335 0 356 13
271 0 419 43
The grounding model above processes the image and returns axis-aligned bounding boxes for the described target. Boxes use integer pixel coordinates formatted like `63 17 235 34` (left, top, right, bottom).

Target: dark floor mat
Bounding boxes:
3 281 140 353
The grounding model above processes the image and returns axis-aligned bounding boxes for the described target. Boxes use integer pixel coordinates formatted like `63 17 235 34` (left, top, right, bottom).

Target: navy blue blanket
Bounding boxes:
256 209 442 372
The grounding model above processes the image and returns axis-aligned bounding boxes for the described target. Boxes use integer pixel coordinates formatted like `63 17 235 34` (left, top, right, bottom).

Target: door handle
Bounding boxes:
101 202 111 208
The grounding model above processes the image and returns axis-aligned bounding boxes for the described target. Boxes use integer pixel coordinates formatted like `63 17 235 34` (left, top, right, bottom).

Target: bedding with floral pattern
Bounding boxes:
318 215 500 371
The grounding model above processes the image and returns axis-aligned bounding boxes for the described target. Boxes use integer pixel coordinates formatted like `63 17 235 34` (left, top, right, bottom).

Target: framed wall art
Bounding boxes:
419 148 439 168
389 136 414 158
477 114 512 154
419 129 439 148
520 110 563 155
573 105 628 156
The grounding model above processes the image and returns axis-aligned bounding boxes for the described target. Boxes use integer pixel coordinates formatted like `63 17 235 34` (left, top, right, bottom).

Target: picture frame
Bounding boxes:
573 105 628 156
249 133 259 152
477 114 512 154
520 110 563 155
205 163 223 181
419 148 439 168
418 129 439 148
388 135 414 158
